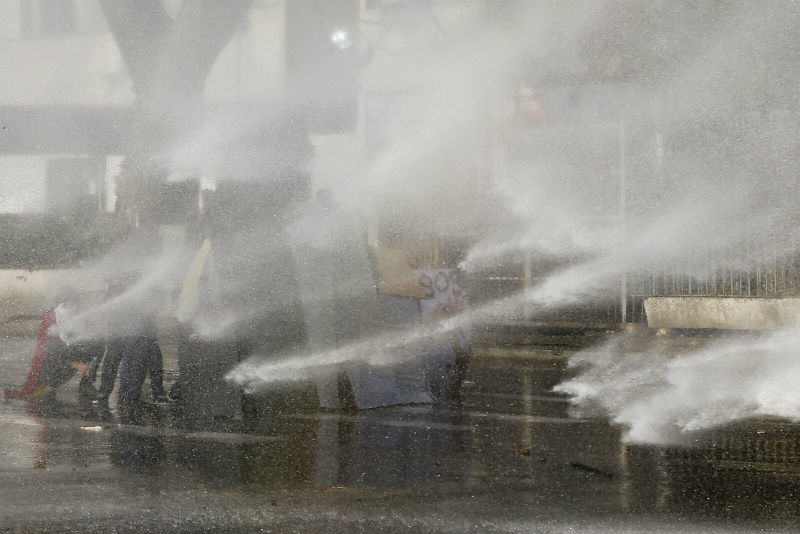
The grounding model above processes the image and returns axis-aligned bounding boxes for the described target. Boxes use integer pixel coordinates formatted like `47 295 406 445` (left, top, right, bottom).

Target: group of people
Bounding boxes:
2 216 472 418
3 285 169 414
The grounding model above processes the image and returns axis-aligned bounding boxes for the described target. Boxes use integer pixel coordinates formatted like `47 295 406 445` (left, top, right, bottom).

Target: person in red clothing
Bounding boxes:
4 288 101 403
3 308 57 401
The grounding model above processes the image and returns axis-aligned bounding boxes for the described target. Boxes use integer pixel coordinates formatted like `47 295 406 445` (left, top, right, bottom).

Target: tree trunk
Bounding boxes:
100 0 253 225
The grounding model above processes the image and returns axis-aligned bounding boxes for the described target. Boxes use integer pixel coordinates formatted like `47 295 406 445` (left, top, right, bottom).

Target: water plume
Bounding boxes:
54 243 186 342
34 1 800 410
556 328 800 445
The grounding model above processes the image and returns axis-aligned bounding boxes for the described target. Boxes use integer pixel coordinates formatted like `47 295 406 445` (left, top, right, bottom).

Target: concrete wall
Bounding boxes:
644 296 800 331
0 269 69 335
0 268 111 336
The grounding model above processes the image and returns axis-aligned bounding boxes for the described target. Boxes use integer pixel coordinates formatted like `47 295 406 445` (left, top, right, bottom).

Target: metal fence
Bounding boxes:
468 243 800 327
626 247 800 323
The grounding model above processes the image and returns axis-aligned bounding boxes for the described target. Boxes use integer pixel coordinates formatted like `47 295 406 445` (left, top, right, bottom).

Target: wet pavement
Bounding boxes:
2 336 800 533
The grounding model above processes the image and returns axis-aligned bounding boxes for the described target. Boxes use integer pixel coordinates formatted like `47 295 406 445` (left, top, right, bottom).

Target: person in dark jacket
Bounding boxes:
116 316 167 411
92 278 133 411
37 337 104 402
92 338 125 411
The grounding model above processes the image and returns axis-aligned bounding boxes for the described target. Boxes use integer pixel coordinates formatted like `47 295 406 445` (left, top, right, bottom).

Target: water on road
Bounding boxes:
1 337 799 533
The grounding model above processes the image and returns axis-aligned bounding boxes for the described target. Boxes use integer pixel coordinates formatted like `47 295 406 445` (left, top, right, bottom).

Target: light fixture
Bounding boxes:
330 29 352 50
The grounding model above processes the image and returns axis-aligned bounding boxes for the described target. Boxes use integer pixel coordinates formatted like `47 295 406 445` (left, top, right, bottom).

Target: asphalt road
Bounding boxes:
1 336 799 533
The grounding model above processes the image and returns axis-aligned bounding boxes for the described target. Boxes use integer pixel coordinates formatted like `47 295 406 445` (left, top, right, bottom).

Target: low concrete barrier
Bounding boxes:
0 269 69 318
0 269 109 335
644 296 800 331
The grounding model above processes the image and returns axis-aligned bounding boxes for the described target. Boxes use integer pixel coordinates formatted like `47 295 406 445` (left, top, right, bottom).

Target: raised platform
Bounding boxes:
644 296 800 331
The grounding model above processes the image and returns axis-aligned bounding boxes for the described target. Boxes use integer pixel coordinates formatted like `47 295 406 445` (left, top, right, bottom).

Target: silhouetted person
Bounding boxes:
93 278 133 411
93 338 125 411
117 315 167 411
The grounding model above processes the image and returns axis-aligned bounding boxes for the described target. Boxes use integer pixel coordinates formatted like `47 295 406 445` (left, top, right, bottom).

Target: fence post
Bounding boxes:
523 252 532 320
619 119 627 325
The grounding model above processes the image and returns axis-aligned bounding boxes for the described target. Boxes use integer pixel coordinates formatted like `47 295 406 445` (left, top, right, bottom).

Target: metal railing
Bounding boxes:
626 246 800 323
